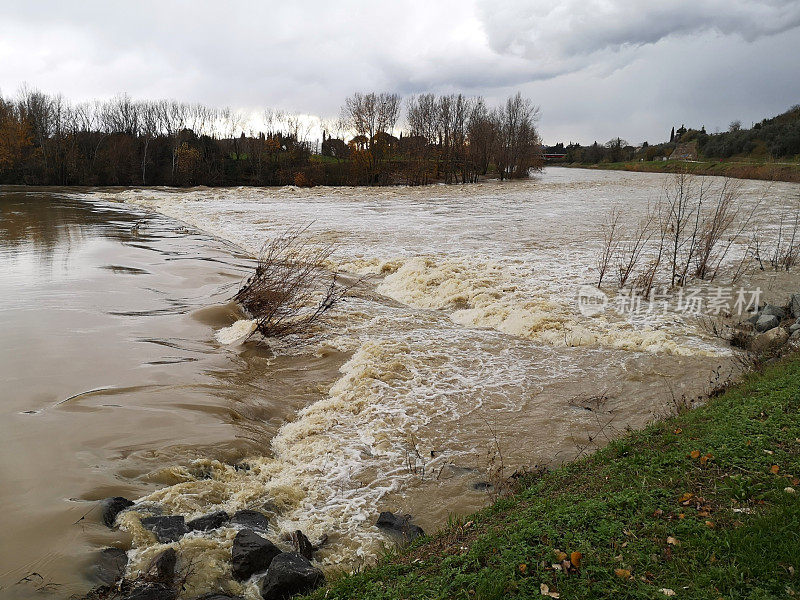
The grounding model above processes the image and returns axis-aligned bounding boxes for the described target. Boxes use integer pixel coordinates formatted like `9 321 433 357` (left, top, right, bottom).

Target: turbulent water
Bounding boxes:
2 169 800 599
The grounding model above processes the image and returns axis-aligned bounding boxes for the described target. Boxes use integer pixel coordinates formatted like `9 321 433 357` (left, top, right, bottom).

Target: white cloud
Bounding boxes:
0 0 798 144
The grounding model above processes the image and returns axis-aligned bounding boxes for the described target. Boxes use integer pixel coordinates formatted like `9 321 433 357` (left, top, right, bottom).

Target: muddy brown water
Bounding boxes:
2 170 799 598
0 190 346 598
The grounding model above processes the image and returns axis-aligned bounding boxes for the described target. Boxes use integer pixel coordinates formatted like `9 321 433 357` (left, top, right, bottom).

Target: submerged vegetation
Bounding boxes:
233 226 356 342
0 88 542 187
306 355 800 600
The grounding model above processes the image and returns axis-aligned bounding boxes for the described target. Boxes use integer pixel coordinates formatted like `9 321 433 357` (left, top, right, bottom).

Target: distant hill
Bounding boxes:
699 105 800 159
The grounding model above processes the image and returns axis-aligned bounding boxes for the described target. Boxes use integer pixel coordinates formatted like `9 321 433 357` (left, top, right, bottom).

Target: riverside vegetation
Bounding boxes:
0 89 541 187
551 105 800 183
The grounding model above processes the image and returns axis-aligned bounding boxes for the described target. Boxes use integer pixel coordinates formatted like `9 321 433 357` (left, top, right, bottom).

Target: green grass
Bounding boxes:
306 358 800 600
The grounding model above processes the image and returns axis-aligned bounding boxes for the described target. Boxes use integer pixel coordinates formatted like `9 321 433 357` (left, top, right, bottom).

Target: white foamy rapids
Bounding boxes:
120 315 540 595
376 255 719 356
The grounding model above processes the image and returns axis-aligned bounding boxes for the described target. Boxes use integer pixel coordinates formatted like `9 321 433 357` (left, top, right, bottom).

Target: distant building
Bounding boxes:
669 141 698 161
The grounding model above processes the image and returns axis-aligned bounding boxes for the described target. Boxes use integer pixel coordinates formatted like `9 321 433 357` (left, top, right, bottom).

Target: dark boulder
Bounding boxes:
290 530 315 560
231 510 269 532
101 497 134 527
187 511 230 532
94 548 128 585
124 582 177 600
231 529 281 581
144 548 177 583
141 516 188 543
376 511 425 543
755 314 779 332
762 304 786 320
259 553 324 600
791 294 800 318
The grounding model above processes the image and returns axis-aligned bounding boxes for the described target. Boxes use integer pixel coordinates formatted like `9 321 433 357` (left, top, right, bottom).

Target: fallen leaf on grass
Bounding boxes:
540 583 560 598
519 563 528 574
614 568 632 580
570 551 582 567
771 465 780 474
667 536 680 546
690 450 701 459
674 428 682 434
705 521 715 528
700 453 713 466
785 487 796 494
659 589 676 596
553 550 567 561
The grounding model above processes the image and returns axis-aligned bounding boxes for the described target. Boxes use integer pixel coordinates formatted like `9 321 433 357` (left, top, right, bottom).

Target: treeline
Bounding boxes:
0 88 542 187
554 105 800 165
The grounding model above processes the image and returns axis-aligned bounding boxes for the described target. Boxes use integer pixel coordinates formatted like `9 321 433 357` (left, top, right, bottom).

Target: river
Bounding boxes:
1 168 798 599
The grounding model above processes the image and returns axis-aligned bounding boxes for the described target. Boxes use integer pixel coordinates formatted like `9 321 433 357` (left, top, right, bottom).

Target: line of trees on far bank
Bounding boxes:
0 87 542 187
547 105 800 166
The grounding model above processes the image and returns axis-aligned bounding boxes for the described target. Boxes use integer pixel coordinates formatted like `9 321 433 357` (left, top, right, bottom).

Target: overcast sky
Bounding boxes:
1 0 799 145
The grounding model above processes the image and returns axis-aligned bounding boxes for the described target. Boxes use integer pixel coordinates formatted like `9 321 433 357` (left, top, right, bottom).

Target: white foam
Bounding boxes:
215 319 258 345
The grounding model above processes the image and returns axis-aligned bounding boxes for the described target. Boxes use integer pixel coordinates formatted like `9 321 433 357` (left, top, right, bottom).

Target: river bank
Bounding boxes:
560 160 800 183
309 355 800 600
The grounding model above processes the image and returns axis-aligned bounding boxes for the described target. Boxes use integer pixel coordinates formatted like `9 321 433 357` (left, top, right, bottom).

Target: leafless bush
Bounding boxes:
402 434 429 481
595 172 761 293
750 200 800 272
233 225 356 340
597 207 621 287
693 178 759 281
616 209 655 288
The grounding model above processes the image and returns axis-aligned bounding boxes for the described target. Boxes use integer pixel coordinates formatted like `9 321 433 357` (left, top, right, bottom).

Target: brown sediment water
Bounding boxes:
2 168 800 599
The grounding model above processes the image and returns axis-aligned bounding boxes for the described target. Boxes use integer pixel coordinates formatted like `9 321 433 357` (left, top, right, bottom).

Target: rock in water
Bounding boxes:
290 530 314 560
755 314 779 332
791 294 800 318
187 511 230 532
376 511 425 543
141 516 188 543
124 582 177 600
95 547 128 584
101 497 134 527
231 529 281 581
145 548 177 583
752 327 789 354
761 304 786 320
231 510 270 532
259 553 324 600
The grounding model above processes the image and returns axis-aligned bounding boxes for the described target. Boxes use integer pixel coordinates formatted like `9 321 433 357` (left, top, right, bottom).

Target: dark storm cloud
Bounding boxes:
1 0 798 143
478 0 800 60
